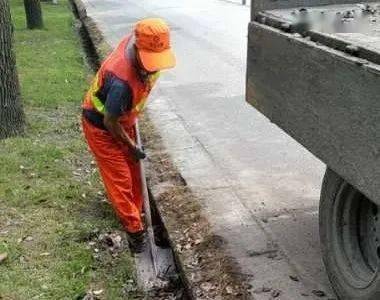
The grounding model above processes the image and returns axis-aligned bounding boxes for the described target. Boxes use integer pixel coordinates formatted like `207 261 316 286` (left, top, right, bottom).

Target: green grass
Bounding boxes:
0 1 139 299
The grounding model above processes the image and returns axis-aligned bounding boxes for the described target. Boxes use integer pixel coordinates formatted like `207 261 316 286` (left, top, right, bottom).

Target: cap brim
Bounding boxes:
138 48 176 72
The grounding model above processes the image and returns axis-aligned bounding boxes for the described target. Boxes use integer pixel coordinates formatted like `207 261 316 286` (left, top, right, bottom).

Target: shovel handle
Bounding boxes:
135 121 158 275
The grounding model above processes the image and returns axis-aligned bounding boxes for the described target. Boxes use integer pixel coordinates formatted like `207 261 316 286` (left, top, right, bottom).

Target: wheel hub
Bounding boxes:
333 182 380 288
360 201 380 272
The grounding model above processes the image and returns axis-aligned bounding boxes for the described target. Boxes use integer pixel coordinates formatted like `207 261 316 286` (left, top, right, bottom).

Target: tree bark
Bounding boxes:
23 0 43 29
41 0 58 4
0 0 25 139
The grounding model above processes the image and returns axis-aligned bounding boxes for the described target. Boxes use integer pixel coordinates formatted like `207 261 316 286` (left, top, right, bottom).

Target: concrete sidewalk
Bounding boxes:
77 0 334 298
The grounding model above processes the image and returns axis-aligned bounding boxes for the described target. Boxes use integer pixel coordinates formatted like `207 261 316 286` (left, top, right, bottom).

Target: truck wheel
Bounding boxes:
320 168 380 300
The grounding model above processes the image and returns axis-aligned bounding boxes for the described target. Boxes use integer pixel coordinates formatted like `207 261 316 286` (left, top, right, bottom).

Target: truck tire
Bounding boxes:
320 168 380 300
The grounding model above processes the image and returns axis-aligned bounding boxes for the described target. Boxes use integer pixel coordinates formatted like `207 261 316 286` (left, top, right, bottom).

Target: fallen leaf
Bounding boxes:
93 289 103 295
0 253 8 263
194 239 202 245
312 290 326 297
252 286 271 294
40 252 50 256
82 293 95 300
25 236 33 242
200 282 213 291
271 289 281 298
225 285 234 294
289 275 299 282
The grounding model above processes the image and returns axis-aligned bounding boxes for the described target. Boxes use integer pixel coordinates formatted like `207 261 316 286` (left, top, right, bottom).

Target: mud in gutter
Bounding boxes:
70 0 251 298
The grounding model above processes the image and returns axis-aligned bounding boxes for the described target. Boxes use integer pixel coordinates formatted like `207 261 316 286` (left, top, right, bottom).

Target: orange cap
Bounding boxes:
134 18 176 72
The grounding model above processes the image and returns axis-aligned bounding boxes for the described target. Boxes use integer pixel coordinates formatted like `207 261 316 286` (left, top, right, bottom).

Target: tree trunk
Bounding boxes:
23 0 43 29
41 0 58 4
0 0 25 139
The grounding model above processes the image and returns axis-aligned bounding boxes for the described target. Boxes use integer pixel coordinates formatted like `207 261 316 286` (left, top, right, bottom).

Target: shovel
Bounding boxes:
134 122 175 289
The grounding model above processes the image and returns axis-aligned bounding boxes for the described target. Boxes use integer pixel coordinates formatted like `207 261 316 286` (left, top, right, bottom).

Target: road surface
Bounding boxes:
82 0 335 298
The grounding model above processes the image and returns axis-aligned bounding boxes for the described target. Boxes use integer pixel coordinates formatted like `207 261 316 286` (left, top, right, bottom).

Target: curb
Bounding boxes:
70 0 111 63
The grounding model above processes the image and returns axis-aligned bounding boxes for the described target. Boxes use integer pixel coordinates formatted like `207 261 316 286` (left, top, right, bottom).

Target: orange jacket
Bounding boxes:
82 35 159 128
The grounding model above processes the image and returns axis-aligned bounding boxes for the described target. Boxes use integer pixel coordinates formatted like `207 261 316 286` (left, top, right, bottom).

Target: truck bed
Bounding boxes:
246 2 380 203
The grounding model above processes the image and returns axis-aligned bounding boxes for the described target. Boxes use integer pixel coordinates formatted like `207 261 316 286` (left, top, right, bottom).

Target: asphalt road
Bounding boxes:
83 0 334 298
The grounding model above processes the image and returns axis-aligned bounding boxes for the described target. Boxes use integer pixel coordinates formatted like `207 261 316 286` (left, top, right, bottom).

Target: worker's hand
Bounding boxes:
132 146 146 161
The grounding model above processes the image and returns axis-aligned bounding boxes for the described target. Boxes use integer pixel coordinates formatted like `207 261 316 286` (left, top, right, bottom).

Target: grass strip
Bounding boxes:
0 1 139 299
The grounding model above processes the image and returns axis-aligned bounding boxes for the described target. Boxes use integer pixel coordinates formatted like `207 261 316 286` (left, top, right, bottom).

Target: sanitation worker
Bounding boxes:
81 18 176 253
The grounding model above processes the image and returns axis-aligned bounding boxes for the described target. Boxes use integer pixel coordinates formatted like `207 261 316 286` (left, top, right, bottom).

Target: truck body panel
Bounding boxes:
246 20 380 203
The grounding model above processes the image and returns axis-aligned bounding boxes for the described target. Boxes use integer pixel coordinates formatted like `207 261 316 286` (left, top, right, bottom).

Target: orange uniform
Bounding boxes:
82 35 159 233
82 18 175 235
82 119 144 232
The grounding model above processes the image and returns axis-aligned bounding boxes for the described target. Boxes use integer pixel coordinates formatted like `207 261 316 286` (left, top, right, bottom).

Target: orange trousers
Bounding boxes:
82 117 144 233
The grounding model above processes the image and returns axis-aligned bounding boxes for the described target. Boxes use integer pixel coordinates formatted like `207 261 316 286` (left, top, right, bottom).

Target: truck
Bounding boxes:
246 0 380 298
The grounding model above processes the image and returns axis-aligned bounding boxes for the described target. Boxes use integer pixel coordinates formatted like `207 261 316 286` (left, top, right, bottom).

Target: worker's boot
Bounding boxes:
127 230 146 254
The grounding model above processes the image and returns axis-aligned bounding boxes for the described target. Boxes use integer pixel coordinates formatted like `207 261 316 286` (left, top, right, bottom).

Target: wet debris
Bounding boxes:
271 289 282 298
362 4 377 14
247 249 275 257
312 289 327 297
146 275 185 299
252 286 272 294
345 44 359 55
341 10 355 21
247 242 279 257
289 275 300 282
